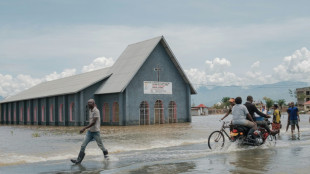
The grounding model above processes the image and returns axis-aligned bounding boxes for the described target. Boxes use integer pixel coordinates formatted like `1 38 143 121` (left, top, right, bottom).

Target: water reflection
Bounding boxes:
128 162 196 174
229 149 274 174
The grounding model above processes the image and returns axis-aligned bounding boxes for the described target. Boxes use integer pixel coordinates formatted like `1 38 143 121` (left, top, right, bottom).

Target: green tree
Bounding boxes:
263 97 274 111
212 103 222 109
276 99 286 110
221 97 231 109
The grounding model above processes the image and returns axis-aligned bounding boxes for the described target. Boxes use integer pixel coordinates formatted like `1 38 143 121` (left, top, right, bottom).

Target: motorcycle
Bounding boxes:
230 119 275 146
208 119 276 149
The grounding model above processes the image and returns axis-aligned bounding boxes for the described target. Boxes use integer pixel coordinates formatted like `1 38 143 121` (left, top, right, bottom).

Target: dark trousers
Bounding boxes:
256 121 271 133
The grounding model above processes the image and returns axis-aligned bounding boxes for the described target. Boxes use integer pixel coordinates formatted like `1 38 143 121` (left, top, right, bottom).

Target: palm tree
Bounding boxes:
221 97 231 109
263 97 274 111
276 99 286 110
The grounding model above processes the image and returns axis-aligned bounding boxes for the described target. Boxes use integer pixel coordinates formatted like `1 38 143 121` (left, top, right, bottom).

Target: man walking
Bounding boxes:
71 99 108 164
287 102 300 135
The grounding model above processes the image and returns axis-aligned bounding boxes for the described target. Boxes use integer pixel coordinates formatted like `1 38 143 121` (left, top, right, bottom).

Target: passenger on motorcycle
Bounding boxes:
231 97 257 138
244 96 278 136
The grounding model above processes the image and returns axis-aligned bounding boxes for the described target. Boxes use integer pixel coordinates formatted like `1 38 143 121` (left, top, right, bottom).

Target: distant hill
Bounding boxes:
192 81 309 107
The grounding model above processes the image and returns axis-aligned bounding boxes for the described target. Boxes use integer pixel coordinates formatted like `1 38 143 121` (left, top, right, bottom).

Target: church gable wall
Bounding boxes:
125 42 190 125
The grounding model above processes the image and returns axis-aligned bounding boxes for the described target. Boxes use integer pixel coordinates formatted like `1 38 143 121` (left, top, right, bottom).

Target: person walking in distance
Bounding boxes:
272 104 282 134
287 102 300 136
71 99 109 164
286 102 292 132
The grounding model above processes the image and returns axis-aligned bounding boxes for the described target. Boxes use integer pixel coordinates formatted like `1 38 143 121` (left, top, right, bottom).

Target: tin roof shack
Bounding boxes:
191 104 208 116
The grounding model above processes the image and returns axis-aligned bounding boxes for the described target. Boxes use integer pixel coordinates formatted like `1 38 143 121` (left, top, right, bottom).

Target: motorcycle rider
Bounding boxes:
244 96 278 136
231 97 257 138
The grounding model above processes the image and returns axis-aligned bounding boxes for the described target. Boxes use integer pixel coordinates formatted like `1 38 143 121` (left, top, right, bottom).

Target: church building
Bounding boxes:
0 36 196 126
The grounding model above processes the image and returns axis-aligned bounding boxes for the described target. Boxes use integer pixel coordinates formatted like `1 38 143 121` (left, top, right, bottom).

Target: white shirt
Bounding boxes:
232 104 249 122
89 107 100 132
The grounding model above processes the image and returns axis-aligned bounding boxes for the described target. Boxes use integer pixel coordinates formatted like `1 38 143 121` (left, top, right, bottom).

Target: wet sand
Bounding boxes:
1 115 310 174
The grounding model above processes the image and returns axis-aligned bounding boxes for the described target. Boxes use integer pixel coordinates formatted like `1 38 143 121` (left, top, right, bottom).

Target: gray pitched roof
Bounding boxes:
95 36 197 94
1 36 196 104
0 68 112 103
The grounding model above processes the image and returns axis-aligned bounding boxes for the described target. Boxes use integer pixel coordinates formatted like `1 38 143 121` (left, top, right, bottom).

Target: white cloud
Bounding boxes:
0 74 41 97
184 68 207 88
273 47 310 81
185 47 310 89
251 61 260 69
82 57 114 73
0 57 115 98
45 69 76 81
185 66 243 88
205 58 231 72
0 69 77 98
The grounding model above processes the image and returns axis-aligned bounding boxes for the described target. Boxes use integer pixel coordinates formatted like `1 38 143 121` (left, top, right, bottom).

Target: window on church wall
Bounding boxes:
59 104 63 122
168 101 177 123
102 103 110 123
113 102 119 123
34 107 37 122
154 100 164 124
27 107 30 122
20 107 23 122
3 108 6 121
41 105 45 122
49 104 53 122
8 109 11 122
69 102 74 121
140 101 149 125
14 108 16 122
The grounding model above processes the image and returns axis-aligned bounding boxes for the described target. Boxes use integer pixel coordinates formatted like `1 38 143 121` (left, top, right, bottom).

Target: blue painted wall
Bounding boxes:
80 79 107 125
124 42 190 125
0 41 192 126
98 93 120 125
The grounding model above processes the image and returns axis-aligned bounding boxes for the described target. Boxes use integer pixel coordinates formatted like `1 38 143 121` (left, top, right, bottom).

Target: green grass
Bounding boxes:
32 132 40 138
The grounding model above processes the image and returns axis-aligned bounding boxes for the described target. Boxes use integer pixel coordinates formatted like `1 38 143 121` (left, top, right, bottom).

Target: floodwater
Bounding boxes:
1 114 310 174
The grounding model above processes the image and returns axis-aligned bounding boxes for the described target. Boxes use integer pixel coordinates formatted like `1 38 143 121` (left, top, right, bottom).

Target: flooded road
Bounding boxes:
1 114 310 174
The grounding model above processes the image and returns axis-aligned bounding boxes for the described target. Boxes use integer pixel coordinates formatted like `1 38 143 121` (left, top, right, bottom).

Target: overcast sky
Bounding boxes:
1 0 310 97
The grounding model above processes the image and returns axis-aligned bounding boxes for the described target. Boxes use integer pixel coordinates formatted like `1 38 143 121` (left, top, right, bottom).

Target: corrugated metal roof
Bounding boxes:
0 68 112 103
95 36 163 94
1 36 196 104
95 36 197 94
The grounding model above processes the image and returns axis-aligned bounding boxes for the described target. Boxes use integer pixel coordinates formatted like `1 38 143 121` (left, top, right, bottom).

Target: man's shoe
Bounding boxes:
71 151 85 164
103 150 109 159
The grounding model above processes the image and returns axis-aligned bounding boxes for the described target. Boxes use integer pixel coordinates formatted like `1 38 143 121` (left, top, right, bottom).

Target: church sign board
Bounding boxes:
144 81 172 94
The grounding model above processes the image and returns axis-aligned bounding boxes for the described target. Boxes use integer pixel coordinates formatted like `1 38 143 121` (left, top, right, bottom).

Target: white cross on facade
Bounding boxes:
154 64 162 82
